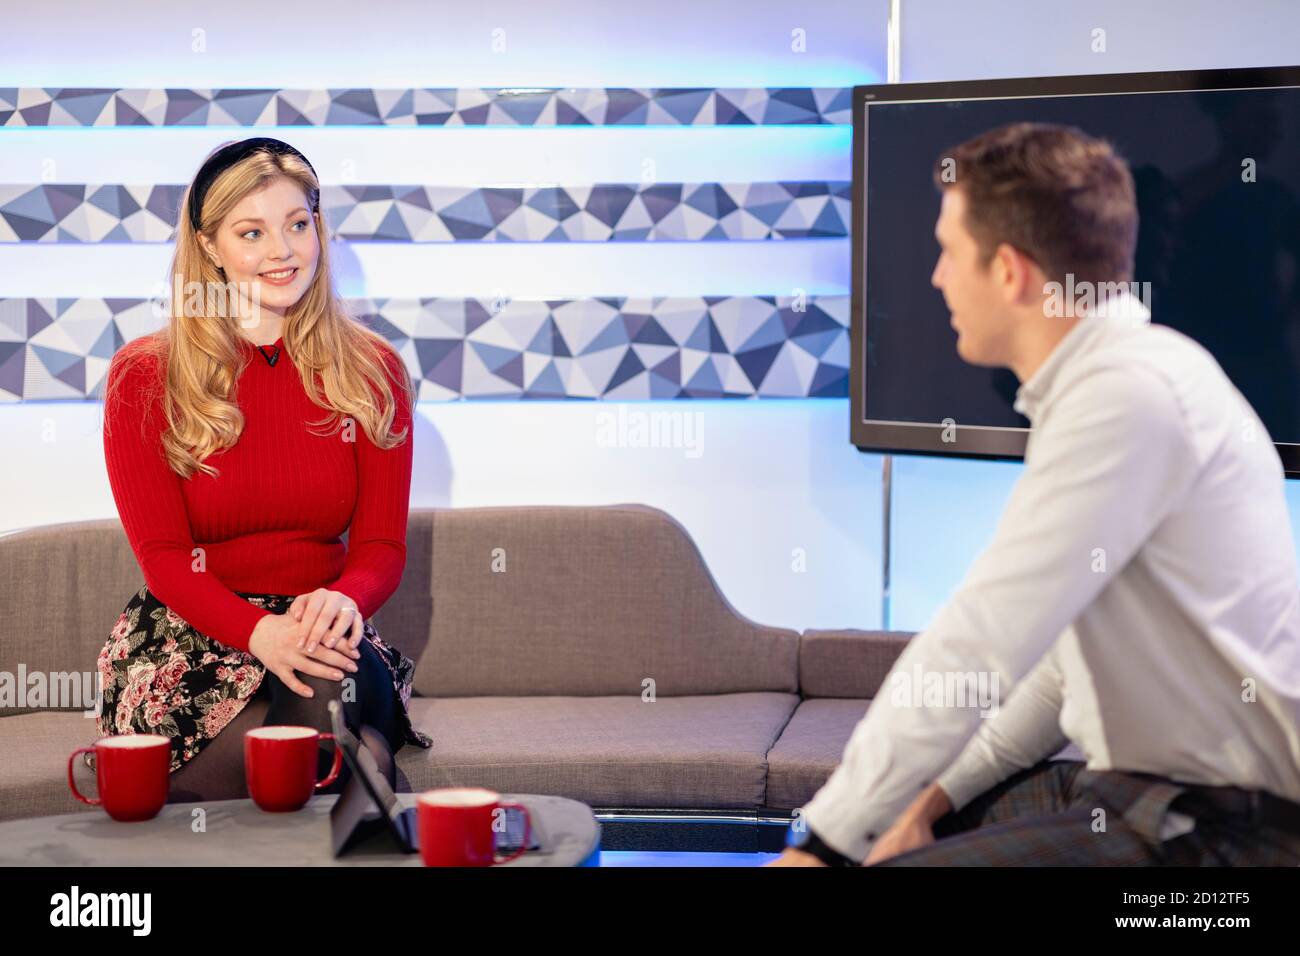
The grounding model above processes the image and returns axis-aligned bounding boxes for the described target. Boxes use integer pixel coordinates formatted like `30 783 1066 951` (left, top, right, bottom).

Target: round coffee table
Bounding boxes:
0 792 600 867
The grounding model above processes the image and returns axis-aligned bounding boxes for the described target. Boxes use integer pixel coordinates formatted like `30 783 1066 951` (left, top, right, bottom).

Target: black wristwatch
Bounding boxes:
786 825 858 866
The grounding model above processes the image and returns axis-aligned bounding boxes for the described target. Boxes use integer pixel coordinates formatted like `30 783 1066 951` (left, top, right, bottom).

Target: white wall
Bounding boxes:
0 0 883 87
900 0 1300 81
2 399 883 632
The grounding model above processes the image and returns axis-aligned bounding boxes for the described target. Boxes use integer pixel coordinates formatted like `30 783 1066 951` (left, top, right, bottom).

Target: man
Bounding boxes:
769 122 1300 866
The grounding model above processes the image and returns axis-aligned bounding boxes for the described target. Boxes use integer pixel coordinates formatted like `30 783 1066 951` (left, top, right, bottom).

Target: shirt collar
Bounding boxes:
1012 287 1150 421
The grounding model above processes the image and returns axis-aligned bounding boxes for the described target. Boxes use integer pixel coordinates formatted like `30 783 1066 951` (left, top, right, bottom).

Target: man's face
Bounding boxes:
930 188 1016 367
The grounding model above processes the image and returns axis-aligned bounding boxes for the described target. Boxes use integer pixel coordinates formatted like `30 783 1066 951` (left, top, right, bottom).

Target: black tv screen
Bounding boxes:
850 66 1300 477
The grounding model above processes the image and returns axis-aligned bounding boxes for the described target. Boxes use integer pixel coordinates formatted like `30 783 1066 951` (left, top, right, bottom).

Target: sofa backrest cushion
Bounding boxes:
0 521 144 714
0 516 434 717
411 504 800 697
0 504 800 711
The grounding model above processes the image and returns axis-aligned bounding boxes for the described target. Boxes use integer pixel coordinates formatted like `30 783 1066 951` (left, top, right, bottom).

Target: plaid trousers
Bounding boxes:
873 760 1300 866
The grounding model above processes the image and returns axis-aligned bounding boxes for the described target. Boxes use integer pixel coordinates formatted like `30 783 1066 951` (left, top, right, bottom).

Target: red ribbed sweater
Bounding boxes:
102 333 414 654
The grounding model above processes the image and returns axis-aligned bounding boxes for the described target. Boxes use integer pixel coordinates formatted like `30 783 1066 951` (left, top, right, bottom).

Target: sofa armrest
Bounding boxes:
798 629 914 699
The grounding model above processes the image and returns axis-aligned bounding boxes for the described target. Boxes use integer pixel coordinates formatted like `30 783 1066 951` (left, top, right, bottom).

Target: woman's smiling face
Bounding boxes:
198 176 321 323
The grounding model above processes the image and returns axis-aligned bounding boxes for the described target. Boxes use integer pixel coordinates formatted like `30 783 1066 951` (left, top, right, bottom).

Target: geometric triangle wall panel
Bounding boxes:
0 296 849 401
1 87 852 127
0 182 851 242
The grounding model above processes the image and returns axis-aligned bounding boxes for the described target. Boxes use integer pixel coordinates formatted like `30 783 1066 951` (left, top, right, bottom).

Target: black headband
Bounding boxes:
187 136 320 233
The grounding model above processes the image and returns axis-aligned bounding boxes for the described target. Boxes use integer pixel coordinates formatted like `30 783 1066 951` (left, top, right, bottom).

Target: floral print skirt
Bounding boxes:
94 584 433 773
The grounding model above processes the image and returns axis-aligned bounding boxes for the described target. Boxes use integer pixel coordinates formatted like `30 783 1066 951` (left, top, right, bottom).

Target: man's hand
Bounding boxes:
865 816 935 864
863 782 953 865
764 848 829 867
290 588 364 655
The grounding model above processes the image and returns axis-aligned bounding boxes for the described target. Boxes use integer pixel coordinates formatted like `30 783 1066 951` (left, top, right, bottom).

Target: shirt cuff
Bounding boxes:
800 793 876 864
933 749 1008 814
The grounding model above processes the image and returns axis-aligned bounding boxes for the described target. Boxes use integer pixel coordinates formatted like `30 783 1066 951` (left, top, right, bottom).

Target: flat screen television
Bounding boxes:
850 65 1300 477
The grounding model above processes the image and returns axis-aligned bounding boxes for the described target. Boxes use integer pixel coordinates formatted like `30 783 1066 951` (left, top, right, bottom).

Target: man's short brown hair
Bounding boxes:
932 122 1138 286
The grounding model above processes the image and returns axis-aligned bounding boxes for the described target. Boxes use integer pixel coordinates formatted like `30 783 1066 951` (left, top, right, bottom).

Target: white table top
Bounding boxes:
0 792 600 867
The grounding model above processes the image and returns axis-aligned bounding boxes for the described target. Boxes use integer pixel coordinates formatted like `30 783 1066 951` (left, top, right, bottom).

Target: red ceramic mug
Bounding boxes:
244 726 342 812
67 734 171 822
418 787 532 867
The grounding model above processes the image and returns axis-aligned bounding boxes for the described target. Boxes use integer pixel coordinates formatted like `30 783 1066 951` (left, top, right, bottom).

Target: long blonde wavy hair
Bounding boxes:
103 142 412 479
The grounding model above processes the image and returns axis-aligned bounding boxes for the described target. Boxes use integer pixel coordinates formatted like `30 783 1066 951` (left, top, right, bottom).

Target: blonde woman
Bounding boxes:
97 137 432 802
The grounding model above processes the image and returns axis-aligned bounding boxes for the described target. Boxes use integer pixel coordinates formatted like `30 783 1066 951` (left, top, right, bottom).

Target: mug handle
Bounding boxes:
314 733 343 789
68 747 101 806
493 802 532 864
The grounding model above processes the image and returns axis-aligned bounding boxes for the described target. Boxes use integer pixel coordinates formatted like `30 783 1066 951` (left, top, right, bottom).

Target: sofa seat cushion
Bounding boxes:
0 711 103 823
0 693 803 823
396 692 800 809
765 698 869 811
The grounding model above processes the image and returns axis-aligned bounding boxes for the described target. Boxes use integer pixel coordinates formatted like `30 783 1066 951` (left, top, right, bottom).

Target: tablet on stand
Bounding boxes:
328 700 419 857
327 700 544 858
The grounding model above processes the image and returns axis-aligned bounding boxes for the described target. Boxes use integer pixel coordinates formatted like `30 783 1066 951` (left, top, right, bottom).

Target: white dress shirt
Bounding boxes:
801 291 1300 862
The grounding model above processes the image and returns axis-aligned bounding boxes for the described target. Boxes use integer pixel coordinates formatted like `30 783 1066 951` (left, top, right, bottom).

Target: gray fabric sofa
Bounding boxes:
0 504 912 836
